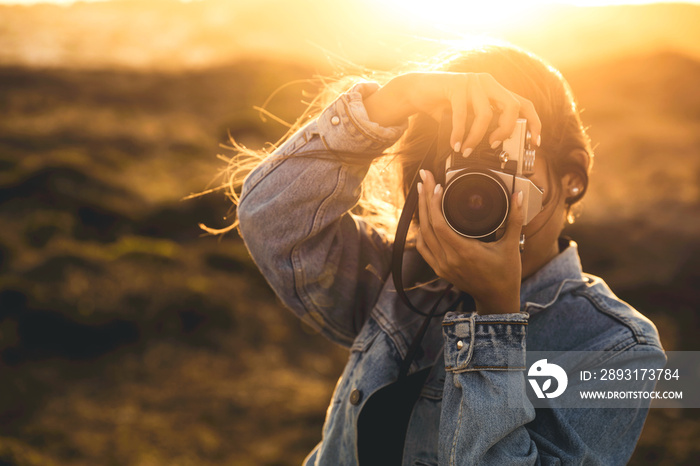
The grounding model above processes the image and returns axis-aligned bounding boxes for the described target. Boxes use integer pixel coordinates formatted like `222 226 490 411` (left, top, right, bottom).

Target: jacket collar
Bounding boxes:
520 238 588 315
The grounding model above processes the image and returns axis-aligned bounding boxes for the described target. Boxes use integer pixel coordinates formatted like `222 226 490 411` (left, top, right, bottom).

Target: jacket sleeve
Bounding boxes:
439 312 666 465
237 82 408 347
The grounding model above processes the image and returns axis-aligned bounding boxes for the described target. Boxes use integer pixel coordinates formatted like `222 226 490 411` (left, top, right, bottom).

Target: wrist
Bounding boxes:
474 295 520 315
364 74 417 127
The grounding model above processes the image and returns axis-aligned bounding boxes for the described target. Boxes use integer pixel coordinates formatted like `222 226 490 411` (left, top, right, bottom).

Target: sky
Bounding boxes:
1 0 698 71
0 0 699 5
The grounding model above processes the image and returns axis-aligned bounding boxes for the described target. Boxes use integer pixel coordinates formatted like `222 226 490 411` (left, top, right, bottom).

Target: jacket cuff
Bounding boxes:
317 82 408 154
442 312 528 373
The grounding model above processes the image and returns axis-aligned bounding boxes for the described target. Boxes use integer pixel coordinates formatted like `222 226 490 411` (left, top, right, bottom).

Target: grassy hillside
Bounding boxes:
0 53 698 464
0 60 350 465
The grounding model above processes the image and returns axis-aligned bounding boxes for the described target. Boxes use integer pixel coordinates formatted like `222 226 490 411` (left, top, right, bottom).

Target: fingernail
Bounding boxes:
537 135 541 147
454 141 461 153
417 182 423 194
434 184 442 195
517 191 523 207
490 140 502 149
462 147 473 158
419 169 426 182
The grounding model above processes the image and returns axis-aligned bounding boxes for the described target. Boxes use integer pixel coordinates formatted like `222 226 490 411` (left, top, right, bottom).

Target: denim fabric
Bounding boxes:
237 83 666 465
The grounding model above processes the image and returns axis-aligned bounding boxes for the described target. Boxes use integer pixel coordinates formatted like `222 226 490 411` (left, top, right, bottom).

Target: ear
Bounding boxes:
561 172 585 199
561 149 589 202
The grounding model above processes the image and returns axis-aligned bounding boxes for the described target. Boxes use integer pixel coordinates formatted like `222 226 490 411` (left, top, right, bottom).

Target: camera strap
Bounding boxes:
392 111 473 379
391 140 438 318
391 109 453 318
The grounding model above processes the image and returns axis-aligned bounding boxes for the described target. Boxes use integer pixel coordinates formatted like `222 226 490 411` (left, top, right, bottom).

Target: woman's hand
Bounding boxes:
415 169 524 315
363 72 541 155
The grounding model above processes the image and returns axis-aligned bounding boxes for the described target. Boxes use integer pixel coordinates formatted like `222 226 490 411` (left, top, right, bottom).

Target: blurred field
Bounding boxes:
0 25 699 466
0 60 353 465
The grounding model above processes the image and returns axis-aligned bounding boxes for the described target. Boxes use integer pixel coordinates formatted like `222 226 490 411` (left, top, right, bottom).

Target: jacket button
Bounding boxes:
331 115 341 126
457 340 464 350
349 389 362 405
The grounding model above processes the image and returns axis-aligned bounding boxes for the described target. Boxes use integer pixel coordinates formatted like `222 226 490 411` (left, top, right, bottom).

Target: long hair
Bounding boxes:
206 42 593 239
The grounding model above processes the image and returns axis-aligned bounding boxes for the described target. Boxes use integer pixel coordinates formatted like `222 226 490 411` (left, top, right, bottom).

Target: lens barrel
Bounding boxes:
442 170 509 239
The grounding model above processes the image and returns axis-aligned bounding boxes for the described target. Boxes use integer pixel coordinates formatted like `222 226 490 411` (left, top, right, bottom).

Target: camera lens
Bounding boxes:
442 171 509 239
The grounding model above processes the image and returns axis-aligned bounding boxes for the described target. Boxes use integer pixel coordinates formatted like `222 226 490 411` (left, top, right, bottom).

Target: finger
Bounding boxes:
420 169 435 225
489 94 520 146
476 74 520 146
461 76 493 152
500 191 525 245
417 175 447 265
428 183 459 256
448 75 468 152
514 95 542 147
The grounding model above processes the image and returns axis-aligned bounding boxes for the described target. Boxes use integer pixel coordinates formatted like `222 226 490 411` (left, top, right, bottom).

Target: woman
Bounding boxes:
231 44 665 465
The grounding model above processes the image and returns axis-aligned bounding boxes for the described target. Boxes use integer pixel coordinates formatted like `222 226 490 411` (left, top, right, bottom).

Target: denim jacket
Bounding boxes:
237 83 666 465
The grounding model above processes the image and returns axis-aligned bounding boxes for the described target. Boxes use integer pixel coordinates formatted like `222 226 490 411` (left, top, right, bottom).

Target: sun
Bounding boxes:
370 0 698 37
373 0 550 33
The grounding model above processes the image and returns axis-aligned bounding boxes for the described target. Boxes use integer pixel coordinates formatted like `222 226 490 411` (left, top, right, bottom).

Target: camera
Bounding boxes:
439 118 543 242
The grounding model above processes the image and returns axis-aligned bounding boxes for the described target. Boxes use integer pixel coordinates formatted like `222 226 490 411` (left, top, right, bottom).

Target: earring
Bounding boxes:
569 186 581 196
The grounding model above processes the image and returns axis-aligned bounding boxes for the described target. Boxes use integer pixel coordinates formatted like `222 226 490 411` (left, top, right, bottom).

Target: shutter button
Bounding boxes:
349 389 362 405
331 115 340 126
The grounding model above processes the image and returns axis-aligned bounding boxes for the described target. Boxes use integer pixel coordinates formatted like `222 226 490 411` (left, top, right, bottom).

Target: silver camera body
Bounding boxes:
441 119 543 241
